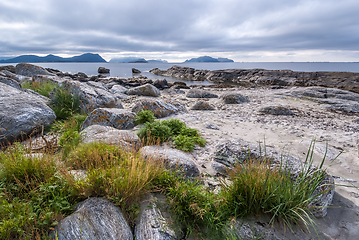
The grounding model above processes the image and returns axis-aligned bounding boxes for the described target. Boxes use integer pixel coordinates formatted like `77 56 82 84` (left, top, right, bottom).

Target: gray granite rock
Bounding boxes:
62 79 123 113
191 100 216 110
140 146 200 178
81 125 141 150
186 88 218 98
135 194 176 240
259 106 295 115
132 99 187 118
81 108 135 131
221 93 249 104
126 83 161 97
53 198 132 240
0 82 56 146
15 63 54 77
98 67 110 74
0 76 22 90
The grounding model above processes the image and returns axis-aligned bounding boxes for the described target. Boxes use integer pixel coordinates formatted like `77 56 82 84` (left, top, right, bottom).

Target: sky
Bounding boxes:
0 0 359 62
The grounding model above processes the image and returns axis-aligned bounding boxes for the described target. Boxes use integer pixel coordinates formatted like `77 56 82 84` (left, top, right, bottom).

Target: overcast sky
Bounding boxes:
1 0 359 62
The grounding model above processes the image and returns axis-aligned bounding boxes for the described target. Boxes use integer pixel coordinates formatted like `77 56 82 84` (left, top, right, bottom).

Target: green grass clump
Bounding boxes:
0 144 78 239
50 86 81 121
21 80 58 98
137 118 206 152
134 110 156 125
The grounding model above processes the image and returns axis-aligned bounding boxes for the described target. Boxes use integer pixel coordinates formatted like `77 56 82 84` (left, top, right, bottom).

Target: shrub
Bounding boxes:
137 118 206 151
134 110 156 125
21 80 57 98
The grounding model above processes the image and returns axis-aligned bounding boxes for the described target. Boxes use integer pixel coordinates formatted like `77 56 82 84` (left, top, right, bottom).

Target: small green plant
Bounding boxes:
21 80 58 98
134 110 156 125
137 118 206 152
50 86 81 120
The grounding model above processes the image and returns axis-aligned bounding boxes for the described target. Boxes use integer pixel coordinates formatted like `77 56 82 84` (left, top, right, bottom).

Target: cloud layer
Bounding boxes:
1 0 359 61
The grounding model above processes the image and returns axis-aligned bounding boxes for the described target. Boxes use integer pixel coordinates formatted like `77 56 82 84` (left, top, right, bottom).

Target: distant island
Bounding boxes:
184 56 234 63
109 57 168 63
0 53 106 63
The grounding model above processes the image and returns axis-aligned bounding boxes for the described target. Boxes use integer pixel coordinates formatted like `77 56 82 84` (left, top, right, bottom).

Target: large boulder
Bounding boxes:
62 79 123 113
132 99 187 118
15 63 53 77
213 139 334 218
126 83 161 97
135 194 177 240
0 83 56 146
186 88 218 98
81 108 135 131
0 76 22 90
1 69 31 83
0 65 15 73
140 146 200 178
53 198 133 240
81 125 141 150
32 74 65 86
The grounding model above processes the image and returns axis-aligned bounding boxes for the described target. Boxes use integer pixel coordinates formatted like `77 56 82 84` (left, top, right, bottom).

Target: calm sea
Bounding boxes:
2 62 359 85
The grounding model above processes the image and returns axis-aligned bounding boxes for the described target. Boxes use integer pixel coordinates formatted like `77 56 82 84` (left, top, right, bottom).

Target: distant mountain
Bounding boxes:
184 56 234 63
109 57 148 63
147 59 168 63
0 53 106 63
0 57 12 61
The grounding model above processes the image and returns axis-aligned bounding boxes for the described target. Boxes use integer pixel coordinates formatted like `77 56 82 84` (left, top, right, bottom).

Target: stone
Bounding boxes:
213 139 334 218
191 100 216 110
186 88 218 98
15 63 53 77
1 69 31 83
86 81 108 91
132 99 187 118
221 93 249 104
0 76 22 90
153 79 170 90
140 145 200 178
81 108 135 131
0 82 56 146
206 123 220 130
0 65 15 73
98 67 110 74
62 79 123 113
110 84 128 94
126 83 161 97
259 106 295 115
132 68 141 73
32 74 65 86
135 194 177 240
81 125 141 150
290 86 359 113
53 198 133 240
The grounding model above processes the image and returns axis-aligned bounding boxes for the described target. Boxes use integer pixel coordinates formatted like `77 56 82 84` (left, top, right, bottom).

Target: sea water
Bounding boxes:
1 62 359 85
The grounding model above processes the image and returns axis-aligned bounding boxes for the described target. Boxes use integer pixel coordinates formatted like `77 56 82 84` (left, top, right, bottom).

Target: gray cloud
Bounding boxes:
0 0 358 61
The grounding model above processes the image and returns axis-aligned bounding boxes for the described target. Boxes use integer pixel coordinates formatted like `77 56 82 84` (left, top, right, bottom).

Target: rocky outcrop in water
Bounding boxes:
150 65 359 93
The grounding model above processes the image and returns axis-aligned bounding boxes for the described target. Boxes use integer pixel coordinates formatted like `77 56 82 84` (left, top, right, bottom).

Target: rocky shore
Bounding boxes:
150 65 359 93
1 63 359 239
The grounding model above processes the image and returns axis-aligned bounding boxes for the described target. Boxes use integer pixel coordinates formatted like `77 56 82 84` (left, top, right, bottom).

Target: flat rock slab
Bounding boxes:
126 83 161 97
81 108 135 131
140 146 200 178
132 99 187 118
53 198 133 240
186 88 218 98
0 82 56 145
81 125 141 151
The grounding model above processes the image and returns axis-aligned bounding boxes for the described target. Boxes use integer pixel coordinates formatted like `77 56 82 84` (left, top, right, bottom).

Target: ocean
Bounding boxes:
1 62 359 85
